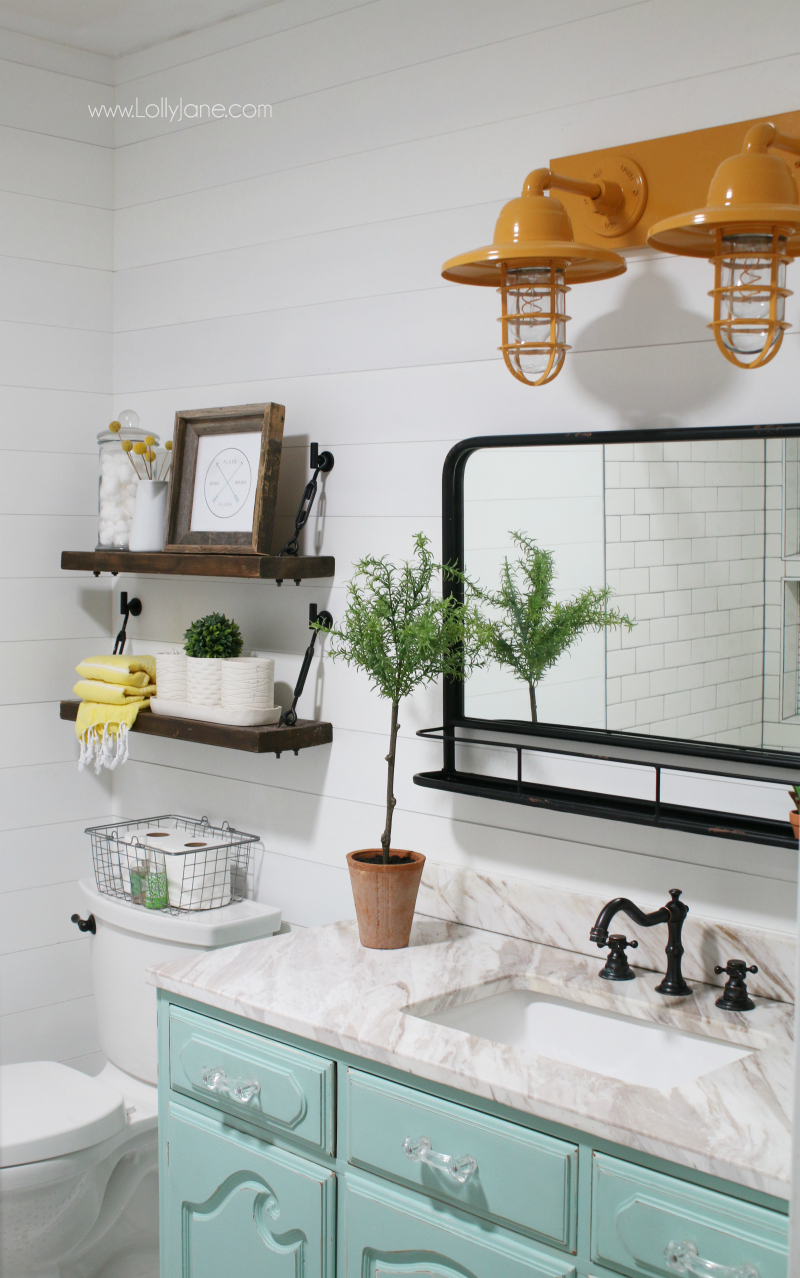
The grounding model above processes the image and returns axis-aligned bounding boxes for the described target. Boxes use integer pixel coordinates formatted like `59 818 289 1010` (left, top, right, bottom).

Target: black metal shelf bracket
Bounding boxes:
280 603 333 729
113 591 142 655
279 442 334 574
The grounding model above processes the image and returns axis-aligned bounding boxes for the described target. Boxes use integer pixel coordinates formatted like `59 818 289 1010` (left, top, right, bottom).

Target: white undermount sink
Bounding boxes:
418 990 752 1091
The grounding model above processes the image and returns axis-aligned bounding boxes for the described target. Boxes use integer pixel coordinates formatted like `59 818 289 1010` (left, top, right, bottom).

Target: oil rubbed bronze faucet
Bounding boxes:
590 889 691 996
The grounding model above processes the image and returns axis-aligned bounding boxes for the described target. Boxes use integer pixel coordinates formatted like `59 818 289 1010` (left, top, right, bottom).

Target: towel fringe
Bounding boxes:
78 722 129 774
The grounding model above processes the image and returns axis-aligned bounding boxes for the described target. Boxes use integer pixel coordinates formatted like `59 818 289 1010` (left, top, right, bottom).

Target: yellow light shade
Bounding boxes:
647 124 800 370
443 171 626 285
442 169 625 386
647 147 800 257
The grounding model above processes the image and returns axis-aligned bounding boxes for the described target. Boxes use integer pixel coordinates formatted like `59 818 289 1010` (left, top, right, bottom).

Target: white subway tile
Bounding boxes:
635 644 665 672
606 702 637 730
605 488 635 516
634 487 664 515
648 565 678 592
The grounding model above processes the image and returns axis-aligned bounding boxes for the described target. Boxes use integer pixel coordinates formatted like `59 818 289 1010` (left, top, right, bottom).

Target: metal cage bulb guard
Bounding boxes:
442 166 628 388
648 121 800 371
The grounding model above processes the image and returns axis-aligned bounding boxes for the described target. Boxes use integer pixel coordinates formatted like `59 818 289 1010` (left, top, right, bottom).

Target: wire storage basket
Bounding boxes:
85 815 258 914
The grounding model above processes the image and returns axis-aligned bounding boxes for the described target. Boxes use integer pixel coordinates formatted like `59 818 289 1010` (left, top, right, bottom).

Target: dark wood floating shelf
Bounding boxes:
60 550 335 581
60 700 332 755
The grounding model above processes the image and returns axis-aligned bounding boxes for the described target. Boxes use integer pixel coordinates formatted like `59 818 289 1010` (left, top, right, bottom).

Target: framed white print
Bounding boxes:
165 403 285 554
190 431 263 532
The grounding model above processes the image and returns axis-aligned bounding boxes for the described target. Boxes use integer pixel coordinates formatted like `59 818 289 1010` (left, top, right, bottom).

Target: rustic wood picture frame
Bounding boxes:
165 403 285 554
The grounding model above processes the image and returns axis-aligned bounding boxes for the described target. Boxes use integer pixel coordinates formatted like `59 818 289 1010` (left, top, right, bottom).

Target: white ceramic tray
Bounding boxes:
150 697 282 726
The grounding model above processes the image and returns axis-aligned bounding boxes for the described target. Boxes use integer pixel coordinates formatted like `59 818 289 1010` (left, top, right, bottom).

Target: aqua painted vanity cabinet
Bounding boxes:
165 1102 335 1278
158 993 789 1278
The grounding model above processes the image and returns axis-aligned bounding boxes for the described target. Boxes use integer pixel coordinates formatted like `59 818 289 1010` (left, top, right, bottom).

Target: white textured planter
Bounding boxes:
155 652 187 702
128 479 168 552
185 656 224 706
221 657 275 710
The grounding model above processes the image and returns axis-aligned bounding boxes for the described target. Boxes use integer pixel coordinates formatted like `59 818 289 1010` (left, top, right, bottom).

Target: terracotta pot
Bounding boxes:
791 811 799 840
347 849 425 950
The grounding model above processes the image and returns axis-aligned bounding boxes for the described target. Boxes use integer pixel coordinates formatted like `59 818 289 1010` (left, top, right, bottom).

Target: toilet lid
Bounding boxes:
0 1061 127 1167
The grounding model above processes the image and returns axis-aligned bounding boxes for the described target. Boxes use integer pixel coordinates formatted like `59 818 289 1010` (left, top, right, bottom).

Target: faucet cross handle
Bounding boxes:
714 960 758 1012
598 934 638 982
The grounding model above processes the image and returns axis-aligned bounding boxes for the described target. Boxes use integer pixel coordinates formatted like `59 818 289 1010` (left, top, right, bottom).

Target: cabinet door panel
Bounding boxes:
343 1172 575 1278
163 1101 335 1278
591 1153 788 1278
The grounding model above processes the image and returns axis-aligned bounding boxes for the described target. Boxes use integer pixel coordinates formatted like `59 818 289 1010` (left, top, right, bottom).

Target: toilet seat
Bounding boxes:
0 1062 126 1168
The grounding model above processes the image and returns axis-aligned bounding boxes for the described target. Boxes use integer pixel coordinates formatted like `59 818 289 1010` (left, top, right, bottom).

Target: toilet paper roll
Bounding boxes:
163 848 233 910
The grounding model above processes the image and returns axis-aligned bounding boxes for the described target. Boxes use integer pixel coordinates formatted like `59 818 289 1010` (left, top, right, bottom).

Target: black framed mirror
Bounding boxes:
414 424 800 849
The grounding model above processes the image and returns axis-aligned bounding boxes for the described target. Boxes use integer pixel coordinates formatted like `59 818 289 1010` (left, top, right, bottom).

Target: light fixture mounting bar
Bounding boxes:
551 110 800 250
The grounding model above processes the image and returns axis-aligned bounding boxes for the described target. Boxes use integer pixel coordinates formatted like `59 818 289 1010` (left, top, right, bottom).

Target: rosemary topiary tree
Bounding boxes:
183 612 243 659
473 532 634 723
326 533 485 863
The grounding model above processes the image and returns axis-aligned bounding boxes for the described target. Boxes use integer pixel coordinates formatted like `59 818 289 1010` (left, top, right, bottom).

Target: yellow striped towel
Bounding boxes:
73 655 156 773
73 679 156 705
75 654 156 687
75 702 142 774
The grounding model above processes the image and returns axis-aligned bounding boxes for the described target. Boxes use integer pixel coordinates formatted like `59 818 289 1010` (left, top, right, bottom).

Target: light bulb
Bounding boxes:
118 408 140 433
499 266 570 386
712 232 790 367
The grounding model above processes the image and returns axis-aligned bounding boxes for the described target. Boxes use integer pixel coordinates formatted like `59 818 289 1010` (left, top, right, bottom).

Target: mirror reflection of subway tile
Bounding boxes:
460 434 800 749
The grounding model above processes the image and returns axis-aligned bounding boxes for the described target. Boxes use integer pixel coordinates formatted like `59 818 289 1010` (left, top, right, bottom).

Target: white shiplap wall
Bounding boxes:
109 0 800 940
0 30 115 1070
4 0 800 1069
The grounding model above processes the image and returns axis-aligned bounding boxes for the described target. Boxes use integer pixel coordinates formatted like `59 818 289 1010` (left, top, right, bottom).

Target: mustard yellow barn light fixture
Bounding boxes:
442 166 636 386
647 122 800 369
447 114 800 387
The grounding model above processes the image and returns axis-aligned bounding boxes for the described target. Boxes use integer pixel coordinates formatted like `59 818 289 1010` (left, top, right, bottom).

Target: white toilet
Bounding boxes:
0 878 281 1278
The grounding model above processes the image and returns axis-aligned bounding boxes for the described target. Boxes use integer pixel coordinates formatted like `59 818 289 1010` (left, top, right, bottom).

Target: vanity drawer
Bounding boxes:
343 1172 576 1278
591 1153 788 1278
168 1006 335 1154
347 1068 578 1252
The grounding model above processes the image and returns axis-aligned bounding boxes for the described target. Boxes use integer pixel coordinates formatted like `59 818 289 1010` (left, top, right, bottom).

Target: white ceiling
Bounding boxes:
0 0 286 57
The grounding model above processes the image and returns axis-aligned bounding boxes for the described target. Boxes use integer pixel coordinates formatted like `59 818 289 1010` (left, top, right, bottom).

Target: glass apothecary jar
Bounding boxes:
97 411 160 549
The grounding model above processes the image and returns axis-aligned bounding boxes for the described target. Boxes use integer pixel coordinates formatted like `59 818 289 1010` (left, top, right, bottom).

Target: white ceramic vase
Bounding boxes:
185 656 224 706
155 652 187 702
221 657 275 710
128 479 168 552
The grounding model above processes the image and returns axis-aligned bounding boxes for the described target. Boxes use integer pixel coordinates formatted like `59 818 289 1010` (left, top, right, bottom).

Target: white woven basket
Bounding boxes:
185 656 224 706
155 652 187 702
221 657 275 710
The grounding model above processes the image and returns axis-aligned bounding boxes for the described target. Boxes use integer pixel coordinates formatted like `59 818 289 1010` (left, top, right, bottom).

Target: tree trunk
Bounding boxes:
380 701 400 864
529 683 537 724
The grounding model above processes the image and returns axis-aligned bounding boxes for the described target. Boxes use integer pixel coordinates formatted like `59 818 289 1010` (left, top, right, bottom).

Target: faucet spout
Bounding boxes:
589 897 669 947
590 889 690 997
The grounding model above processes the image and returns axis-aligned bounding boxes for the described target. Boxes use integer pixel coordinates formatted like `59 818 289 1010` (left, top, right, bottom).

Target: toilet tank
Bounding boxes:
78 879 282 1085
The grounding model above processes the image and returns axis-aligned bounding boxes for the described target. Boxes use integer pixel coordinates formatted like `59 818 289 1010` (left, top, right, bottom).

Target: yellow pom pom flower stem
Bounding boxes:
120 436 140 475
131 441 147 479
158 440 174 481
109 420 121 433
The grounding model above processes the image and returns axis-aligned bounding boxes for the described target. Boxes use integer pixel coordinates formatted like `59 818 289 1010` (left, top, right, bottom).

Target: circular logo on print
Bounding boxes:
203 447 252 518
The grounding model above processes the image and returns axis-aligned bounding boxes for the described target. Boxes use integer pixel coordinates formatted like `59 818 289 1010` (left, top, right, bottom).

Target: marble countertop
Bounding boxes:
148 918 793 1199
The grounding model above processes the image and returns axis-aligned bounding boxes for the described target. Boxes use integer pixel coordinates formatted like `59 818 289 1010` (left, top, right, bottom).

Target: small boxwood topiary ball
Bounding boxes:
183 612 243 659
